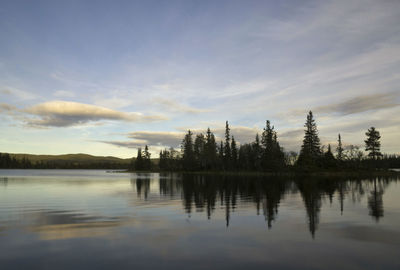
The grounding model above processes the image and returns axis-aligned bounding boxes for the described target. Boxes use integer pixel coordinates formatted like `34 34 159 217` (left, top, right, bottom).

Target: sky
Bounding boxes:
0 0 399 158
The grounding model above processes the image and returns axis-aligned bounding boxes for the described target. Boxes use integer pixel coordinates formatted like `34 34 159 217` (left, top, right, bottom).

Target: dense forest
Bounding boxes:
1 111 399 171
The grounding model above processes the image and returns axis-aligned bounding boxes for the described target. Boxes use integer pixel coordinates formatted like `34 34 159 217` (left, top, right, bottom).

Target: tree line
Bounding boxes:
1 111 399 171
136 111 400 172
0 153 129 169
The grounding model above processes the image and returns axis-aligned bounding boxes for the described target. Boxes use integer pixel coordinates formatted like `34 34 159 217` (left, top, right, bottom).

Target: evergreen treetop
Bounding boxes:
365 127 382 159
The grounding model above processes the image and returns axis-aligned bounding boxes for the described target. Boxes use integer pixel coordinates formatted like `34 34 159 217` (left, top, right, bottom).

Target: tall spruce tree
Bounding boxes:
224 121 232 169
336 134 344 161
231 136 238 168
181 130 195 170
205 128 217 169
298 111 322 168
323 144 336 168
159 150 166 170
272 132 285 170
253 133 262 170
261 120 274 170
194 133 206 170
143 145 151 170
218 141 224 169
261 120 285 171
135 148 144 170
365 127 382 159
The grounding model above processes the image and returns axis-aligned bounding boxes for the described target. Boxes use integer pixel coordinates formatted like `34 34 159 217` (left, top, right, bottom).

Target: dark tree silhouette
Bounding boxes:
224 121 232 170
253 133 262 170
134 148 144 170
181 130 195 171
297 111 322 169
336 133 344 161
204 128 217 170
194 133 206 170
231 136 238 169
322 144 336 169
365 127 382 160
143 145 152 170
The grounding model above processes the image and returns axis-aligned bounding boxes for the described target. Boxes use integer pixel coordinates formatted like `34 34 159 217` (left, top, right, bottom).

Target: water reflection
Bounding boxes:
1 171 400 269
16 209 121 240
130 174 397 237
368 178 385 221
0 177 7 187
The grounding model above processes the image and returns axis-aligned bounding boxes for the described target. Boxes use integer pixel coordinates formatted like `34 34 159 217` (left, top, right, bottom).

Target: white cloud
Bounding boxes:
152 97 211 114
22 101 167 127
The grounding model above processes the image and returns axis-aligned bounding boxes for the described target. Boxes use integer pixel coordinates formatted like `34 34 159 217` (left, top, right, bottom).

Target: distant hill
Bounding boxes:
10 153 133 164
1 152 162 169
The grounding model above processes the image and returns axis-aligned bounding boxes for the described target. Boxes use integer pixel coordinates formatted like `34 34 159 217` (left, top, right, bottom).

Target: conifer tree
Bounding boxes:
218 141 224 169
253 133 262 170
323 144 336 168
261 120 274 170
298 111 322 168
194 133 206 170
336 134 344 161
134 147 144 170
224 121 231 169
143 145 151 170
365 127 382 159
231 136 238 168
181 130 195 170
205 128 217 169
261 120 285 171
159 150 165 170
272 132 285 170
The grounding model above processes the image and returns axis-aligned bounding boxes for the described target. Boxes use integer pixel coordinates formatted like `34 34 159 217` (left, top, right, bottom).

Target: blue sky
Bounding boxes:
1 0 399 158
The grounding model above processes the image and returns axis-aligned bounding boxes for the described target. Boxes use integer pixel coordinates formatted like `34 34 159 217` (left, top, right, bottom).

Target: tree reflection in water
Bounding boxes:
131 174 396 237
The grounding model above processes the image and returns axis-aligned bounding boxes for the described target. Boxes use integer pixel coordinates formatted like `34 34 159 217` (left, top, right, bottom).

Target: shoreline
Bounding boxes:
122 169 400 177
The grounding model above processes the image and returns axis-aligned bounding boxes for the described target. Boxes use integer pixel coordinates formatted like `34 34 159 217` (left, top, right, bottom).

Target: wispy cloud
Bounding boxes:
314 92 399 116
283 92 400 120
152 97 211 114
22 101 167 127
0 103 17 112
100 131 185 149
53 90 76 98
1 87 37 100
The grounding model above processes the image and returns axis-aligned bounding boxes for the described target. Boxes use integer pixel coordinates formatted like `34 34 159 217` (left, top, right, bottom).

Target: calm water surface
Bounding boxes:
0 170 399 269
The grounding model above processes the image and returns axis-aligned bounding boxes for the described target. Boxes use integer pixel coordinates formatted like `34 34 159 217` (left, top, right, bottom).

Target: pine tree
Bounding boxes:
224 121 231 169
272 131 285 170
205 128 217 170
298 111 322 168
261 120 274 170
323 144 336 168
231 136 238 168
134 148 144 170
194 133 206 170
143 145 151 170
261 120 285 171
159 150 165 170
181 130 195 170
253 133 262 170
365 127 382 159
336 134 344 161
218 141 224 169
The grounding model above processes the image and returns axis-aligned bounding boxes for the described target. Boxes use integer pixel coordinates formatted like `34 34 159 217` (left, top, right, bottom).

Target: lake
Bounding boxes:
0 170 399 269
